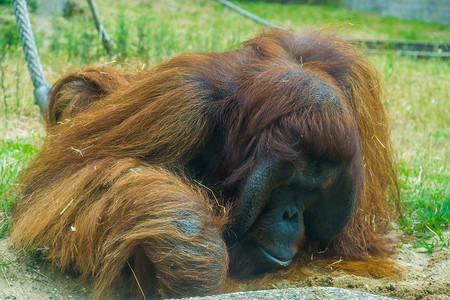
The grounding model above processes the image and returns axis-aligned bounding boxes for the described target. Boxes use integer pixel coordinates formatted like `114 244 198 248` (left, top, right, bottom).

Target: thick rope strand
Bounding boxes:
13 0 50 115
87 0 114 55
216 0 281 29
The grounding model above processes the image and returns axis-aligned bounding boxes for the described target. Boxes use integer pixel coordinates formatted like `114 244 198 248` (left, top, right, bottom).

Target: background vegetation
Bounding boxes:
0 0 449 252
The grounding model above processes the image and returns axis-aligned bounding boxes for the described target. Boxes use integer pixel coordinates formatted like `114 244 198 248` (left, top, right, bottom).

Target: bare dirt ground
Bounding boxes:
0 233 449 300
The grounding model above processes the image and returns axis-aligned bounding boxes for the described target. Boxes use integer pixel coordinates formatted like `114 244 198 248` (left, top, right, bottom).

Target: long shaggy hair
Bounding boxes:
11 28 398 298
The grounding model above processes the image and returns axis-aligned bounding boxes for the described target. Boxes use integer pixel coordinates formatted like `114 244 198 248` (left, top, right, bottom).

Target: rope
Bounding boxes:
13 0 50 115
215 1 448 59
216 0 281 29
87 0 114 55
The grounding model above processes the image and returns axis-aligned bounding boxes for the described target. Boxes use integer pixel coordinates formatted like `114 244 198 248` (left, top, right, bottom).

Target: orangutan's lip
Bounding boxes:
256 245 292 267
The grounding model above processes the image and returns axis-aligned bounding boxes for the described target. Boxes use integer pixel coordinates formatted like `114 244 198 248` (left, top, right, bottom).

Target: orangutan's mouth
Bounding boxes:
256 245 292 267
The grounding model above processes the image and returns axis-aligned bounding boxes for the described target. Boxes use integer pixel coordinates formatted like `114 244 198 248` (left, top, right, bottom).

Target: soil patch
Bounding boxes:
0 237 449 299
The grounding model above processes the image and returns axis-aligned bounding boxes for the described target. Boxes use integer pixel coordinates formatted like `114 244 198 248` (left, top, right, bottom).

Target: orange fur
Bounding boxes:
13 158 228 298
46 66 134 128
312 257 403 278
11 28 398 298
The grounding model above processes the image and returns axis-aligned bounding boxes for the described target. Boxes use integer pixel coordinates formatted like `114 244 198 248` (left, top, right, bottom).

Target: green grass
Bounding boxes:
372 53 449 250
0 138 39 237
398 162 449 251
0 0 449 251
233 1 449 42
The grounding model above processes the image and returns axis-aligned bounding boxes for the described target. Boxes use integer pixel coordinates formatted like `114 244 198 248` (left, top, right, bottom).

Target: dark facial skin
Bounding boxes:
185 135 357 278
227 159 356 278
227 186 305 277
